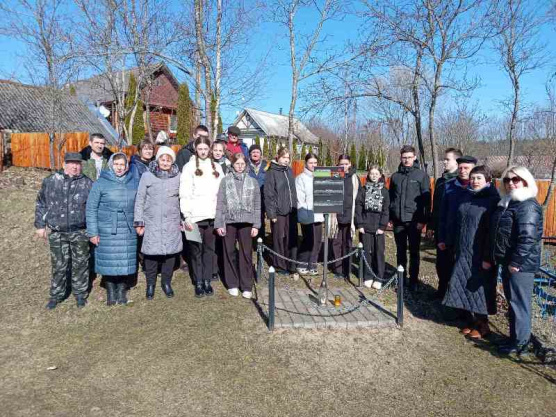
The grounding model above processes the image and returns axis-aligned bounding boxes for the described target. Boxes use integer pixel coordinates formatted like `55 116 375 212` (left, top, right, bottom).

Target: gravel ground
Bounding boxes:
1 166 555 417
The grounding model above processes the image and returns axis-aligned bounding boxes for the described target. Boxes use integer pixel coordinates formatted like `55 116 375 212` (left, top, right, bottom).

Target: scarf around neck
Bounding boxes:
225 171 256 219
364 181 384 211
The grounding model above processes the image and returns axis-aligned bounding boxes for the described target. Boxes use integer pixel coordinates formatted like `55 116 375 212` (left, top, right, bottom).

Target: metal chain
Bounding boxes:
260 244 358 266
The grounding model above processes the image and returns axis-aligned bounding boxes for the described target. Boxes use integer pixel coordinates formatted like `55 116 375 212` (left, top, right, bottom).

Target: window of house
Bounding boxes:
170 114 177 133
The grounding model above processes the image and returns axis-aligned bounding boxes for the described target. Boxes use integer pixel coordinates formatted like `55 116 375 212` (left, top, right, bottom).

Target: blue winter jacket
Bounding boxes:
248 159 269 188
86 155 139 276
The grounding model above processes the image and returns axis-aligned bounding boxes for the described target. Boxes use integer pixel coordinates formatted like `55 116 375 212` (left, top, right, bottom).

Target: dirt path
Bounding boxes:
1 168 555 416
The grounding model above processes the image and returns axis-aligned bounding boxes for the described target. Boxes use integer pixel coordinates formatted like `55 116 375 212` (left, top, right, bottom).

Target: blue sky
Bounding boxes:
1 2 555 128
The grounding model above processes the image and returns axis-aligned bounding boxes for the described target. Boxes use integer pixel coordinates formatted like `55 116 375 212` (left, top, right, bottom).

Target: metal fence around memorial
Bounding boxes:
253 238 404 331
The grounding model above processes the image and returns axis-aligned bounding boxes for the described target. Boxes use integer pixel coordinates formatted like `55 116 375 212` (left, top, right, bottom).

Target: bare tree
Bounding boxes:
536 81 556 212
436 100 486 154
0 0 77 168
491 0 547 167
73 0 173 145
164 0 266 138
272 0 345 155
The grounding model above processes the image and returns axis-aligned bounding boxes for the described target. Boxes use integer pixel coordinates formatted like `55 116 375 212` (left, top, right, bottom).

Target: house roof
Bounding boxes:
71 62 179 106
0 80 118 144
234 108 319 145
478 155 554 179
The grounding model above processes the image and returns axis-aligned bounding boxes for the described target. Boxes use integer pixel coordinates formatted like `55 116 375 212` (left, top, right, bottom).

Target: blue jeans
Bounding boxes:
501 266 535 345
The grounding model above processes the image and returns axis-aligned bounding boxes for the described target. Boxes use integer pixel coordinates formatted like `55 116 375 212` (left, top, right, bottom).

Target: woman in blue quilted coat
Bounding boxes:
87 152 139 305
442 166 499 339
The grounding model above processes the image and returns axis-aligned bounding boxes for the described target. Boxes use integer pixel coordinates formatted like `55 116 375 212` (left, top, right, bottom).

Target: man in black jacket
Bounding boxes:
79 133 113 161
428 147 461 298
35 153 93 309
175 125 209 172
389 145 431 290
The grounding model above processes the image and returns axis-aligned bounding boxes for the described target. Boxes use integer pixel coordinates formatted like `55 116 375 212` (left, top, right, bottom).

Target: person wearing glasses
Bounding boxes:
488 166 543 356
388 145 431 291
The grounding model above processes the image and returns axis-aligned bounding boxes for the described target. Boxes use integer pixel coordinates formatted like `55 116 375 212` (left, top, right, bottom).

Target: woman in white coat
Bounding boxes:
296 153 323 275
180 136 223 298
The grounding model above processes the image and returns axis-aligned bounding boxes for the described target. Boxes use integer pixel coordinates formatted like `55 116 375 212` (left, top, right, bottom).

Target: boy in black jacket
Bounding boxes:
388 145 430 290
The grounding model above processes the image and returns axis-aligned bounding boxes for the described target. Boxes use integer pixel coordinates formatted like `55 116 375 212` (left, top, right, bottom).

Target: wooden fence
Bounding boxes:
10 132 180 169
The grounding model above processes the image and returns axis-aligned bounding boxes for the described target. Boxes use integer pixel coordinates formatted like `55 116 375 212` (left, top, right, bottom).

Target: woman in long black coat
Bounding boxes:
443 166 500 339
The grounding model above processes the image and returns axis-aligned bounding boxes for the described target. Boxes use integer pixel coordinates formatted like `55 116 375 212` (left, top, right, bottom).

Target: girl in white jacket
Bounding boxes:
296 153 324 275
180 136 223 298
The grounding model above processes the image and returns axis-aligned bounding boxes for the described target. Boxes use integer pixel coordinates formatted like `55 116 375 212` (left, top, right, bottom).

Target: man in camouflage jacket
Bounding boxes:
35 153 93 309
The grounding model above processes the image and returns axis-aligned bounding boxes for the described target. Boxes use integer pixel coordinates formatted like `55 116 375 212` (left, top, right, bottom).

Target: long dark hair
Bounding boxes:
194 136 219 178
305 152 318 164
337 154 350 164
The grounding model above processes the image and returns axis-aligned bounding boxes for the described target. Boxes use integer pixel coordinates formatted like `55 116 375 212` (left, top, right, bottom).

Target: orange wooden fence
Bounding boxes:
10 132 180 170
11 132 90 169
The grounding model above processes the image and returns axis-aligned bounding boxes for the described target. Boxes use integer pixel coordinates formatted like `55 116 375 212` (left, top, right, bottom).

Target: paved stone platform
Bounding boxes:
256 286 398 330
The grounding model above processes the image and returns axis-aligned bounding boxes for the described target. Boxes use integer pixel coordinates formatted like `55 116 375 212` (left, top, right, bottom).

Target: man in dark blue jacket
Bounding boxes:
35 153 93 309
389 145 430 290
428 147 461 298
436 155 477 298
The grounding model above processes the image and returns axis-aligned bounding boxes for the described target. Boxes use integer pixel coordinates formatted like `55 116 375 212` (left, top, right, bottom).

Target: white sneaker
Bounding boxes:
228 288 239 297
364 280 374 288
372 281 382 290
309 269 319 276
297 268 309 275
242 291 252 299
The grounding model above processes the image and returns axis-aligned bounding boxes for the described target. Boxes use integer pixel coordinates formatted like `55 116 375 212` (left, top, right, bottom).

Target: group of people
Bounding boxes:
35 130 544 356
429 148 543 355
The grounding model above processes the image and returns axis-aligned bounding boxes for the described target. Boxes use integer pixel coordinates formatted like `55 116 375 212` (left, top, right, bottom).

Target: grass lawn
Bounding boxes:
1 167 555 417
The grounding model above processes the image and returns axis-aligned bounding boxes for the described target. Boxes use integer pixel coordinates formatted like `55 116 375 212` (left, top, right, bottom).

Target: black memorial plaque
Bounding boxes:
313 166 345 214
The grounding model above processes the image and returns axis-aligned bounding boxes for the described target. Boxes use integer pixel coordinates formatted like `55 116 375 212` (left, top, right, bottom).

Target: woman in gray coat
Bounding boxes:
134 146 183 300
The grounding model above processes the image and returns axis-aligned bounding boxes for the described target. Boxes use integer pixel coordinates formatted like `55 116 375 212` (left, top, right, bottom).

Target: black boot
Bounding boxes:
146 284 155 300
162 282 174 298
195 283 205 298
116 281 128 305
76 296 87 309
106 279 117 306
203 279 214 296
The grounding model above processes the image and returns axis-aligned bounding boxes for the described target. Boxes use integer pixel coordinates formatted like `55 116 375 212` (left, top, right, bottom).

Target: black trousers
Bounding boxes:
298 223 323 270
501 266 535 346
436 246 455 298
270 212 298 272
393 221 422 284
187 220 216 284
360 232 386 281
213 235 224 277
223 223 254 291
144 254 177 286
331 223 352 276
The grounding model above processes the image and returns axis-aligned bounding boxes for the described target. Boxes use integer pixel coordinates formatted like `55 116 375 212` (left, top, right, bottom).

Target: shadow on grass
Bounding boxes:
466 330 556 385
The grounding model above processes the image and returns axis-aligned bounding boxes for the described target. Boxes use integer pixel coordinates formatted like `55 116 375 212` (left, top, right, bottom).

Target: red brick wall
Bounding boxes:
146 72 178 109
149 110 170 138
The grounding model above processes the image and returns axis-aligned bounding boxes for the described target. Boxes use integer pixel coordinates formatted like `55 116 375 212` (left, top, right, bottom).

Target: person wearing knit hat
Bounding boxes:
156 146 176 162
134 143 182 300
